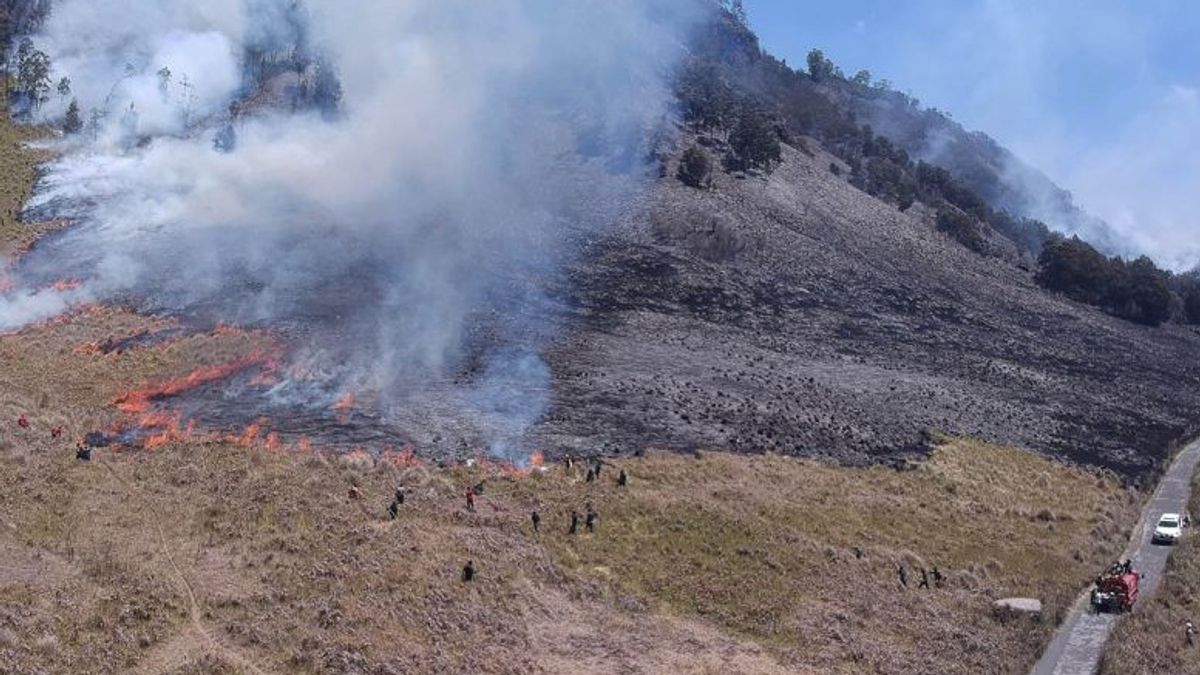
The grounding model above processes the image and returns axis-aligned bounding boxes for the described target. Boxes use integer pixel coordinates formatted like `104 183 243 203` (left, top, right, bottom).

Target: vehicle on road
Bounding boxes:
1153 513 1183 544
1090 568 1139 614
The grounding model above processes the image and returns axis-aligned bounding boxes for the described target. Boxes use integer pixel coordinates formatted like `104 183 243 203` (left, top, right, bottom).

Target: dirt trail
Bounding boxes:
99 459 273 675
1032 438 1200 675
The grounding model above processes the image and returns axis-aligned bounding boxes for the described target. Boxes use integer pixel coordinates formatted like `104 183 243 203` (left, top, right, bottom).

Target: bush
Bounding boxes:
729 111 781 172
677 144 712 188
936 209 986 253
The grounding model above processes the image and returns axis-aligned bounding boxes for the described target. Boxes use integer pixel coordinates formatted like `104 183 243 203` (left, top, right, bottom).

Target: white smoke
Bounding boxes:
3 0 706 455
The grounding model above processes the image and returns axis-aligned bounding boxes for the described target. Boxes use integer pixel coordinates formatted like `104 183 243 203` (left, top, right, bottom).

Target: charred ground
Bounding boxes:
534 137 1200 482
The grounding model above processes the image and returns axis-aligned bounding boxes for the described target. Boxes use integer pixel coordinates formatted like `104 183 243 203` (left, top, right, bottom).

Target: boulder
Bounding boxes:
993 597 1042 616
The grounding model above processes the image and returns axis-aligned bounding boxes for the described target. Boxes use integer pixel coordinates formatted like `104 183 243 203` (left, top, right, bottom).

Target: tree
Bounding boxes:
936 209 986 254
16 37 51 109
62 98 82 134
807 49 832 81
157 66 171 100
729 111 781 172
178 74 197 126
677 144 712 188
86 107 104 141
56 76 70 101
676 61 736 134
852 69 871 86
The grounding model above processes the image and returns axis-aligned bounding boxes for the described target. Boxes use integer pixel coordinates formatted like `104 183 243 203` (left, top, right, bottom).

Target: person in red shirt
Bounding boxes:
465 486 476 512
17 415 29 429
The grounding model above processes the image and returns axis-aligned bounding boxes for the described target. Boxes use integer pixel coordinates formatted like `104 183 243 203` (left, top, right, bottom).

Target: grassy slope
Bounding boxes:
0 308 1140 674
0 90 52 257
0 107 1144 674
1101 470 1200 674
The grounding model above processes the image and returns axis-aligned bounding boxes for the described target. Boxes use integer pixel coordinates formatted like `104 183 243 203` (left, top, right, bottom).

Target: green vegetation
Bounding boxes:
677 7 1051 257
1036 236 1173 327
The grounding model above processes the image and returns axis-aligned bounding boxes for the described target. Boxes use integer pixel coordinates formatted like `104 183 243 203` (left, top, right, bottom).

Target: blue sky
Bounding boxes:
745 1 1200 267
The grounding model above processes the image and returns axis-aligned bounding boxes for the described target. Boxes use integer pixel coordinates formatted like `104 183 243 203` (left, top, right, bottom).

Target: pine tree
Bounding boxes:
62 98 82 134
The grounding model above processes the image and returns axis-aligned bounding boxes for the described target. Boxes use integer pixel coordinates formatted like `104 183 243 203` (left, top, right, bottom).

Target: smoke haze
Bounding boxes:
2 0 706 457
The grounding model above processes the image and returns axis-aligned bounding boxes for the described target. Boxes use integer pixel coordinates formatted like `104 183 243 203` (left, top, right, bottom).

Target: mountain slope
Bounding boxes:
536 133 1200 480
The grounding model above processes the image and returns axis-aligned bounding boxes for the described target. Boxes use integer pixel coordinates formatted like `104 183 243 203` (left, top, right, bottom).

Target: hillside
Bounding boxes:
0 306 1140 673
537 134 1200 481
3 2 1200 673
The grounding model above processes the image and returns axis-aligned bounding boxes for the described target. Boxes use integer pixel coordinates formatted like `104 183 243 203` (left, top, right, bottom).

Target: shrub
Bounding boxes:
677 144 712 188
729 111 781 172
936 209 986 253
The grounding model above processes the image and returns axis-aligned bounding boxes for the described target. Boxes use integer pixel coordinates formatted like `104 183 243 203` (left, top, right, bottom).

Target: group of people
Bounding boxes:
14 414 91 460
896 563 944 590
370 451 628 583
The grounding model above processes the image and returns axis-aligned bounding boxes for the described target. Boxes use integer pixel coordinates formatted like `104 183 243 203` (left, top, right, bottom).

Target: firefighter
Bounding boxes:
394 486 406 506
1187 621 1197 647
585 504 597 533
897 564 908 588
918 567 930 589
586 468 595 483
593 459 603 480
932 566 944 588
531 509 541 533
1122 559 1133 574
569 510 580 535
387 499 400 520
16 415 29 430
465 486 476 512
617 468 628 487
348 485 362 500
75 443 91 461
462 560 475 582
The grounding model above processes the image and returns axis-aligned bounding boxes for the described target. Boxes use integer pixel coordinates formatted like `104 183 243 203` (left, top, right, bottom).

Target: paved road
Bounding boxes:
1032 438 1200 675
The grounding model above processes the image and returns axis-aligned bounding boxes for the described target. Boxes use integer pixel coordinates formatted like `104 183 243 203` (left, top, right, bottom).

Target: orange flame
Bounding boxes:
114 352 273 414
49 279 83 292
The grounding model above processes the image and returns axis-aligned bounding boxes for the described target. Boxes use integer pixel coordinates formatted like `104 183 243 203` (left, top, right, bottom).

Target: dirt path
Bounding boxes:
99 459 273 675
1032 438 1200 675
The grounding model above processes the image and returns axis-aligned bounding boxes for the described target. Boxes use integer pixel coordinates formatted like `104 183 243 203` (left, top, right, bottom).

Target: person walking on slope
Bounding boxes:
462 560 475 582
465 486 476 512
585 504 598 533
617 468 628 487
569 510 580 535
1187 621 1197 648
531 509 541 533
897 564 908 588
919 568 930 589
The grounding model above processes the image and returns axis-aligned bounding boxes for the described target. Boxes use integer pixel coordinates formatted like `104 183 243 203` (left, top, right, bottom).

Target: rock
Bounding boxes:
993 598 1042 616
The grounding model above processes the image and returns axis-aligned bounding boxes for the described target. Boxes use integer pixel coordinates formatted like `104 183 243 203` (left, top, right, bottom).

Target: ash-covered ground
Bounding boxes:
531 139 1200 482
17 132 1199 482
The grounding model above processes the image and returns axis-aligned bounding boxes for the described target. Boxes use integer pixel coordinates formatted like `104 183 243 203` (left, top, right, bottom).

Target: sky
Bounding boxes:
747 0 1200 268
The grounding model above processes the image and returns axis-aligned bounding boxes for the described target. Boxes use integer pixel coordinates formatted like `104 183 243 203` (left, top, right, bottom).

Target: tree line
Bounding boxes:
677 4 1189 329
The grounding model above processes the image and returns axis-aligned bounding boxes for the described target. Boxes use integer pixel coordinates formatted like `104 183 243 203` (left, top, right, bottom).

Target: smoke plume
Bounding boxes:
3 0 705 457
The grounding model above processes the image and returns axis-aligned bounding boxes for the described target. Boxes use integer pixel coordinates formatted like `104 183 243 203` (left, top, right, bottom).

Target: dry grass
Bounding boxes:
0 85 53 257
0 114 1144 672
0 311 1140 674
1100 468 1200 674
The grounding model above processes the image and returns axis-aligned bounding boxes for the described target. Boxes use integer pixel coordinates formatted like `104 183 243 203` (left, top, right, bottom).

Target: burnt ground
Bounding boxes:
11 129 1199 481
533 137 1200 482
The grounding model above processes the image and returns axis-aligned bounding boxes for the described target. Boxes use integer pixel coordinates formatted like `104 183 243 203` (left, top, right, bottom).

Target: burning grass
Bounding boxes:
0 418 1140 674
1100 466 1200 674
